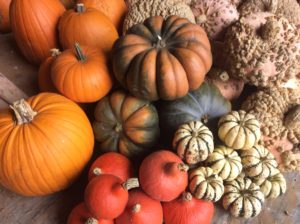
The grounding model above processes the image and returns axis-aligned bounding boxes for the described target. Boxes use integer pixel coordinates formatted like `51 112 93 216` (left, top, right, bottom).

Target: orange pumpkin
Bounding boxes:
58 3 118 54
0 93 94 196
10 0 65 64
38 49 61 93
51 43 113 103
0 0 11 33
77 0 127 31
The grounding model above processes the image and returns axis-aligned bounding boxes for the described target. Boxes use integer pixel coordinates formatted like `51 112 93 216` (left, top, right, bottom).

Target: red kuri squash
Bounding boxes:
67 203 113 224
10 0 65 64
58 3 118 54
0 93 94 196
139 150 189 202
115 189 163 224
0 0 11 33
51 43 113 103
162 192 214 224
88 152 134 181
84 175 139 220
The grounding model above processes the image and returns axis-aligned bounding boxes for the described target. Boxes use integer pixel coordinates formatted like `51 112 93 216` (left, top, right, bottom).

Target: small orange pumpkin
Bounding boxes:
51 43 113 103
0 93 94 196
58 3 118 54
0 0 11 33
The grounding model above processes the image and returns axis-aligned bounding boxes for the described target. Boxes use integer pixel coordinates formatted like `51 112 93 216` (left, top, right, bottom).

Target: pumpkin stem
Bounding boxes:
50 49 61 57
85 218 98 224
76 3 85 13
219 71 229 82
182 192 193 201
93 167 102 176
74 43 86 61
201 114 209 124
260 20 280 41
122 178 139 190
165 162 189 174
10 99 37 125
284 105 300 130
178 163 189 172
132 204 141 213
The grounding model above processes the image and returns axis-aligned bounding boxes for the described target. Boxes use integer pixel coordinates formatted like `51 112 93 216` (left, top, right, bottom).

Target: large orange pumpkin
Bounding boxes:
112 15 212 101
0 0 11 33
51 43 113 103
10 0 65 64
76 0 127 31
0 93 94 196
58 3 118 54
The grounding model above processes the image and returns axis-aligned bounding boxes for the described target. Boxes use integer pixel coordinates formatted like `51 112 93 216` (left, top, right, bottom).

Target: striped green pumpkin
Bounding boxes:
173 120 214 165
206 145 242 181
223 177 265 219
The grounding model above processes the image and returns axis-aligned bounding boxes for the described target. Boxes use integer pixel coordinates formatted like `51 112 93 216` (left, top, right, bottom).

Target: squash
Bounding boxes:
77 0 127 31
139 150 188 202
240 144 278 182
206 145 242 181
0 93 94 196
51 43 113 103
189 167 224 202
115 189 163 224
222 176 265 218
162 192 214 224
88 152 134 181
67 203 113 224
218 110 261 150
0 0 11 33
257 170 287 199
173 120 214 165
58 3 118 54
10 0 65 64
93 90 159 158
38 49 61 93
112 15 212 101
84 175 139 220
158 82 231 142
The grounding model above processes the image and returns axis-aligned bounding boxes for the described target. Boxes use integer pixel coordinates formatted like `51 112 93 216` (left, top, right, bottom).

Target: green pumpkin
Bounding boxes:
93 90 160 159
157 82 231 141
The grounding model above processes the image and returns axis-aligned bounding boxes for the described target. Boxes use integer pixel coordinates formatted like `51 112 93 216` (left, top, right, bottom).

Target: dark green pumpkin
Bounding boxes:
157 82 231 142
93 90 160 159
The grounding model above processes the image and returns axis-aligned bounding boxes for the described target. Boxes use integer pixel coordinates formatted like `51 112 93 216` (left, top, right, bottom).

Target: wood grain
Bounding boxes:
0 33 299 224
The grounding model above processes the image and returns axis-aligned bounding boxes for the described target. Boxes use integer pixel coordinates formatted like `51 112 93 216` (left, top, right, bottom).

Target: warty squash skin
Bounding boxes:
0 93 94 196
10 0 65 64
0 0 11 33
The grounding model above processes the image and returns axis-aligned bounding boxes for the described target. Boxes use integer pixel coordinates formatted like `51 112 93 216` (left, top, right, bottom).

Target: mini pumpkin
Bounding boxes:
206 145 242 181
223 176 265 218
258 170 287 198
240 144 278 181
51 43 113 103
113 15 212 101
93 90 159 158
218 110 261 150
173 120 214 165
189 167 224 202
0 0 11 33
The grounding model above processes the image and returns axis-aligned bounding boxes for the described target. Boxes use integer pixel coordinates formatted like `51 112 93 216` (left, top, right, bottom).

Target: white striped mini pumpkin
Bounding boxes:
206 145 242 181
218 110 261 150
173 121 214 165
223 177 265 219
189 167 224 202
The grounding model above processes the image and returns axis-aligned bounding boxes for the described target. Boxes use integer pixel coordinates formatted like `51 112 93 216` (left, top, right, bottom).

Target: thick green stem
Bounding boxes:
74 43 86 61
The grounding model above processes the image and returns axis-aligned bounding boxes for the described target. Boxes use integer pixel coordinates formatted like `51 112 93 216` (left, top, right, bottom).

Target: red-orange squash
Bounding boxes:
115 189 163 224
139 150 189 202
58 3 118 54
38 49 61 93
112 15 212 101
77 0 127 31
51 43 113 103
0 93 94 196
0 0 11 33
88 152 134 181
10 0 65 64
162 192 214 224
67 203 113 224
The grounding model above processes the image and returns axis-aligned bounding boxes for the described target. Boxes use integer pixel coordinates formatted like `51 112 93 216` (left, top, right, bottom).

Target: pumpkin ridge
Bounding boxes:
162 17 188 40
244 126 258 143
165 49 180 99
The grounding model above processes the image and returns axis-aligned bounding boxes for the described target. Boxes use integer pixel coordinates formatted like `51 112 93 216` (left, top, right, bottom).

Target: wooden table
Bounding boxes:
0 33 299 224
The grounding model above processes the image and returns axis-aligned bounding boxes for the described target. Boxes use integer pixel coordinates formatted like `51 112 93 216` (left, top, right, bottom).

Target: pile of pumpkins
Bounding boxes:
0 0 290 223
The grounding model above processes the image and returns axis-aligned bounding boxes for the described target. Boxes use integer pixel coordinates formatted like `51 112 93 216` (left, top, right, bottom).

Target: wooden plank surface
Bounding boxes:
0 33 299 224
